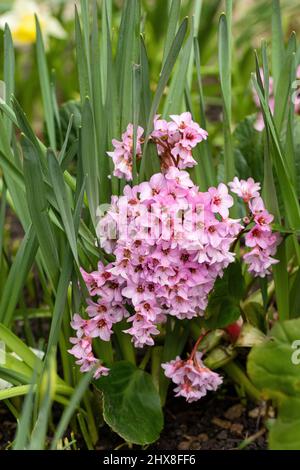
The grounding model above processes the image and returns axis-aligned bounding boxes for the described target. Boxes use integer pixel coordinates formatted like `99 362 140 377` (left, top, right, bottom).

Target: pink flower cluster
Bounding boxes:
68 264 128 378
68 333 109 379
162 352 223 403
229 177 280 277
151 112 208 171
107 124 144 181
107 113 208 180
69 113 280 386
97 168 242 350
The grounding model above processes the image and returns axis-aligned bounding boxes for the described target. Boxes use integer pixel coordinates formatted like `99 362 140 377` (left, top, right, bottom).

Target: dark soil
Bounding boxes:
0 388 267 450
93 388 266 451
151 392 266 450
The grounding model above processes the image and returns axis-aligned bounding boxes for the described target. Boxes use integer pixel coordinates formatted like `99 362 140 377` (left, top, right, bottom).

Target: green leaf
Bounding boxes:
28 352 56 450
140 17 188 180
218 13 235 185
273 45 295 132
192 37 215 188
0 182 6 271
22 136 59 286
252 75 300 231
80 98 99 226
12 96 47 175
163 16 193 116
3 24 15 140
58 114 74 165
248 318 300 449
75 6 90 101
139 36 151 130
233 115 264 181
96 361 163 445
0 225 38 326
272 0 285 90
162 0 181 66
243 302 266 332
50 368 94 449
115 0 140 130
13 379 36 449
91 0 110 202
35 15 56 149
205 261 245 329
46 249 73 356
290 268 300 318
47 149 78 264
132 63 141 184
0 323 42 371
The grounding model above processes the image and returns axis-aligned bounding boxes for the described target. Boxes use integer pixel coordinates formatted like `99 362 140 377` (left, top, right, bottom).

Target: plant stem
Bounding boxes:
223 360 261 402
190 330 208 360
139 348 151 370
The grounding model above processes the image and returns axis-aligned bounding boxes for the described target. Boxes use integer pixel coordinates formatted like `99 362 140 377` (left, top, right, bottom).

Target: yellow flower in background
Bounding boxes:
0 0 66 46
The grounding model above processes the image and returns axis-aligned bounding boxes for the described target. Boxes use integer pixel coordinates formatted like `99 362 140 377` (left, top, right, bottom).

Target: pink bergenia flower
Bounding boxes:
229 177 260 202
151 113 208 172
93 168 248 347
230 178 281 278
208 183 234 219
107 124 144 181
162 352 223 403
70 122 280 385
243 245 279 277
249 196 265 214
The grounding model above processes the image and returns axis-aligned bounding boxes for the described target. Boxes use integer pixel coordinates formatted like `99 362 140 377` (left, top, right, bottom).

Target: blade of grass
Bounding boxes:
58 114 74 164
193 37 215 187
91 0 111 202
0 323 42 371
218 12 235 184
47 149 78 264
80 98 99 226
3 24 14 140
272 0 285 91
252 75 300 230
0 182 6 272
29 352 56 450
22 136 59 286
115 0 141 131
0 225 38 326
13 378 36 449
132 63 141 184
50 368 94 449
75 6 90 101
162 0 181 66
273 36 295 131
35 15 56 150
163 16 193 116
140 17 188 179
140 36 151 130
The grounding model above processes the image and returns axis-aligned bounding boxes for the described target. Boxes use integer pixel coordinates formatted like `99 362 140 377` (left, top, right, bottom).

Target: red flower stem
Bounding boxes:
152 137 178 167
190 330 209 360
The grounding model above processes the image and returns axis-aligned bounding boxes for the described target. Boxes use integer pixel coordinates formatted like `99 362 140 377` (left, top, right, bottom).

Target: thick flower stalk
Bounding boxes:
68 113 280 403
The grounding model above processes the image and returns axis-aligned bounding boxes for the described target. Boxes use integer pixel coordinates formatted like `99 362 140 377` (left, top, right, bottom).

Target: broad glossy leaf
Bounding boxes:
96 361 163 445
248 319 300 449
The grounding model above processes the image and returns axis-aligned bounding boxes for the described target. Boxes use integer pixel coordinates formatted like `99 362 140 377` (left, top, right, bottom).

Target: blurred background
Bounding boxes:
0 0 300 135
